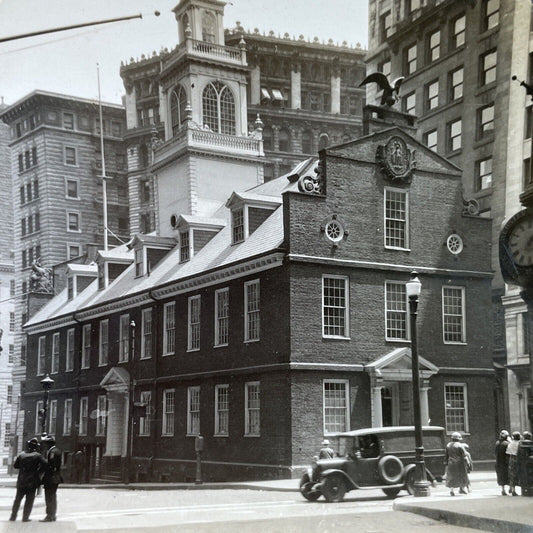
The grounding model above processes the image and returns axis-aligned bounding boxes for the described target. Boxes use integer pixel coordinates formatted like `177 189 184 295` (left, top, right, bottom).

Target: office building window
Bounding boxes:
3 423 10 448
425 80 439 111
49 400 57 435
68 245 80 260
67 212 80 232
450 67 464 101
81 324 91 369
483 0 499 31
378 60 391 78
141 308 152 359
322 275 349 338
162 389 175 436
119 314 130 363
66 179 79 198
427 30 440 62
404 44 417 75
96 395 107 436
481 50 497 85
51 332 59 374
188 296 201 351
385 281 408 340
443 286 466 343
244 280 260 342
380 11 392 42
37 335 46 375
452 14 466 48
187 386 200 435
8 345 14 364
215 288 229 347
65 146 77 166
66 328 74 372
215 385 229 436
244 382 260 436
63 399 72 436
476 158 493 191
444 384 468 433
7 385 12 405
139 391 152 436
99 320 109 366
425 129 438 152
63 113 74 130
479 104 495 137
385 188 408 249
323 380 349 434
79 397 88 436
448 119 462 152
163 302 175 355
403 92 416 115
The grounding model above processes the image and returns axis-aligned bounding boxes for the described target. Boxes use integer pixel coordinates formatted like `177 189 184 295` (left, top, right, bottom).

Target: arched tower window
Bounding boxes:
202 82 236 135
318 133 329 151
202 11 216 43
170 85 188 135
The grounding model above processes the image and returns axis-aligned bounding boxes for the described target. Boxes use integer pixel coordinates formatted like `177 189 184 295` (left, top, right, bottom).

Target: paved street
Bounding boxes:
0 474 517 533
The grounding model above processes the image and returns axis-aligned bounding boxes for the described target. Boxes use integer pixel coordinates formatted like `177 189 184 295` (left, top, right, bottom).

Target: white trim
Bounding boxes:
81 324 91 369
79 396 88 436
187 386 200 436
163 302 175 356
244 381 260 437
96 394 107 436
384 187 409 251
37 335 46 376
244 279 260 342
49 399 58 435
63 398 72 436
214 288 229 347
187 295 201 352
443 382 469 434
119 314 130 363
140 308 152 360
322 274 350 339
66 210 81 233
64 176 80 200
64 145 78 166
323 379 350 435
162 388 175 436
442 285 466 344
35 400 43 434
65 328 74 372
214 384 229 437
384 280 410 341
99 319 109 366
51 332 60 374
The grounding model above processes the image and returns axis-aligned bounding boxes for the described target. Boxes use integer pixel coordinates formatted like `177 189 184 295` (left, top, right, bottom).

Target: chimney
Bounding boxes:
363 104 417 136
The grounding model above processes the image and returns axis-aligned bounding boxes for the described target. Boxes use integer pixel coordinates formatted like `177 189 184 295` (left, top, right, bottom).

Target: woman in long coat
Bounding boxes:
495 430 510 495
445 432 470 496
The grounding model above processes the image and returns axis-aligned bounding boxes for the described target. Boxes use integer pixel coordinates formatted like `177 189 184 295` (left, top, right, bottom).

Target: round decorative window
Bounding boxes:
447 233 463 255
325 219 345 243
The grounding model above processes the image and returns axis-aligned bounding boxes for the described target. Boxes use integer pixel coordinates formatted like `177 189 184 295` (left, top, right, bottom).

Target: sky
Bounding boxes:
0 0 368 106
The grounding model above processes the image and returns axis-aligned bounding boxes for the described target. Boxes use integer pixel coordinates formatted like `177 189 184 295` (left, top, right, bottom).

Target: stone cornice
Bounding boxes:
287 254 493 279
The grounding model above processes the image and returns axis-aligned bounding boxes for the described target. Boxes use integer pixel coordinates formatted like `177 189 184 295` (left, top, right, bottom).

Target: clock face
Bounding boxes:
508 217 533 266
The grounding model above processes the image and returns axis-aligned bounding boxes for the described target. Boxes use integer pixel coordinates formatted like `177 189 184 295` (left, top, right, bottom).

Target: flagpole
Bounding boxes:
97 63 108 251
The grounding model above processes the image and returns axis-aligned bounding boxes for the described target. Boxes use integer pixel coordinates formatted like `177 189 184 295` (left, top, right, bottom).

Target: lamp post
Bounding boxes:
125 320 136 484
406 272 430 497
40 374 54 436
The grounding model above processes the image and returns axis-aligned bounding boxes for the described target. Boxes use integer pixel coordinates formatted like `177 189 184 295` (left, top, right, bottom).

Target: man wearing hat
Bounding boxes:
9 438 47 522
40 434 63 522
319 439 335 459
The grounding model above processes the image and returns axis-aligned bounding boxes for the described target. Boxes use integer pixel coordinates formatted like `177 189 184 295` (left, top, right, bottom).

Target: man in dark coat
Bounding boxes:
40 434 63 522
9 438 47 522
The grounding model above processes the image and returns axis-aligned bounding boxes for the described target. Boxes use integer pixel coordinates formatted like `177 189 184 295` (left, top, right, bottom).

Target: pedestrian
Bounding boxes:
506 431 522 496
518 431 533 493
40 434 63 522
444 432 470 496
495 430 510 495
9 438 47 522
319 439 335 459
72 450 85 484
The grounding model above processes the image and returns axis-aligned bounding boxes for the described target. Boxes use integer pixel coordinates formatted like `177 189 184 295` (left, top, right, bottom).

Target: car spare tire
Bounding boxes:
377 455 404 484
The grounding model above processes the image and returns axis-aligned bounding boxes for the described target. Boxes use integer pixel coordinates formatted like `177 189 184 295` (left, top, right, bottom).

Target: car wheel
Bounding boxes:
377 455 404 484
405 468 416 495
322 473 346 502
382 487 401 498
299 473 320 501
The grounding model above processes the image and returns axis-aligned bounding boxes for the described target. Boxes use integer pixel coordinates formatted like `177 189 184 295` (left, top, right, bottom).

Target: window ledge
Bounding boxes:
386 339 410 344
244 339 260 344
444 342 467 346
214 343 229 349
244 434 260 438
322 336 351 341
214 434 229 438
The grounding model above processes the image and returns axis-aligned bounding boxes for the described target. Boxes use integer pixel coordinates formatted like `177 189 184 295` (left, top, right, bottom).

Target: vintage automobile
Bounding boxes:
300 426 446 502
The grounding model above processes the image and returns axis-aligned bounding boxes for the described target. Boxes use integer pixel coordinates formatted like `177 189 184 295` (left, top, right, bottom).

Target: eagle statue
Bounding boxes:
359 72 405 107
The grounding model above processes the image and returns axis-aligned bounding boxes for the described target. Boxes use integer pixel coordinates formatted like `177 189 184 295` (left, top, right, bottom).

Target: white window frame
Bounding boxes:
119 314 130 363
385 281 409 341
63 399 72 436
187 386 201 436
139 391 152 436
322 275 350 339
162 388 175 436
323 379 350 434
64 145 77 166
188 296 201 352
244 280 260 342
51 332 60 374
163 302 176 356
214 384 229 436
99 320 109 366
66 211 81 232
37 335 46 376
79 397 88 436
141 308 152 359
96 395 107 436
231 207 245 244
49 399 58 435
442 286 466 344
65 177 79 199
384 188 409 250
244 381 260 437
444 383 469 434
35 400 43 434
66 328 74 372
214 288 229 347
67 243 81 261
81 324 91 369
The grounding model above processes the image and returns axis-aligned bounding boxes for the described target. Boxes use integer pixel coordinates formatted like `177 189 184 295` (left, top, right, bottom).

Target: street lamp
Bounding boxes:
40 374 54 436
125 320 136 483
406 272 430 497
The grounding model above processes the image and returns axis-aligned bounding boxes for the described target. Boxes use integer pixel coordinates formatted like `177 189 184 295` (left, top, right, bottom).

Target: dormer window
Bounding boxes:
232 208 244 244
67 277 74 300
180 230 190 262
98 264 105 290
135 248 144 277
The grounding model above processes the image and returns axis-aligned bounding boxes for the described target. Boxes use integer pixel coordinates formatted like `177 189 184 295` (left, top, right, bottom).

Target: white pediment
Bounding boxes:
366 347 439 381
100 367 130 392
